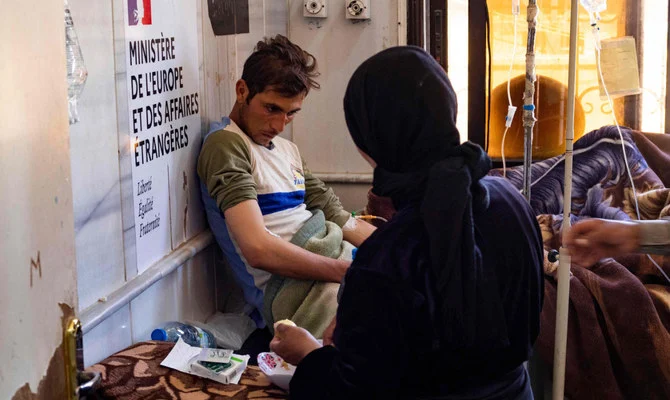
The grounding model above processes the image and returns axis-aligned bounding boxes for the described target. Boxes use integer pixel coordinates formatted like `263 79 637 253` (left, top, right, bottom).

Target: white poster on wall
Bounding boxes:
123 0 201 273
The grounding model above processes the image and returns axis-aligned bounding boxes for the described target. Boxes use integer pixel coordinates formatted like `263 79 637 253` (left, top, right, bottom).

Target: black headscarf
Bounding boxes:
344 47 508 350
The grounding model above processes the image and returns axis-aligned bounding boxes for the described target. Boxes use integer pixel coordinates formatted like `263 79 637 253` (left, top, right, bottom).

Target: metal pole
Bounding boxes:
553 0 579 398
522 0 538 200
422 0 428 51
666 1 670 132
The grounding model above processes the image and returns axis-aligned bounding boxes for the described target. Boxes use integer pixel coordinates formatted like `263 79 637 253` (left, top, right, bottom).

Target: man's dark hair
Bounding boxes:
241 34 320 102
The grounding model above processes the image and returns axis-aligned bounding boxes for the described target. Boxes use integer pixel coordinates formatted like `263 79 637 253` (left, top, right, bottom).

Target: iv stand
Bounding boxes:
553 0 578 398
522 0 539 200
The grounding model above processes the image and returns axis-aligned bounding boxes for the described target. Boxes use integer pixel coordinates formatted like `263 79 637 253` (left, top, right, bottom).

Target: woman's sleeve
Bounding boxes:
289 268 415 400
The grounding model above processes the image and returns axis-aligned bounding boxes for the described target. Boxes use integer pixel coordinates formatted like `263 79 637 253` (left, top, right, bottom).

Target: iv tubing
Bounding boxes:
553 0 578 398
351 212 389 223
501 127 510 177
522 1 539 200
354 215 389 223
502 2 520 178
507 10 519 106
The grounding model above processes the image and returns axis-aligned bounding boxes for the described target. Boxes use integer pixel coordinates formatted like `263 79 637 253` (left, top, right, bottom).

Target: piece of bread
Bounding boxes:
273 319 296 338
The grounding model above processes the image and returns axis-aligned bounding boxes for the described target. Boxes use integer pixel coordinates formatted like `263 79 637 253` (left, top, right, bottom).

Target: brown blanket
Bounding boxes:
531 129 670 400
87 341 288 399
634 131 670 187
364 128 670 399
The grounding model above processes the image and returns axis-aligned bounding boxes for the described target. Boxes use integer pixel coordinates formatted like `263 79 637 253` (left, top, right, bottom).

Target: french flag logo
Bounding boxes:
128 0 152 26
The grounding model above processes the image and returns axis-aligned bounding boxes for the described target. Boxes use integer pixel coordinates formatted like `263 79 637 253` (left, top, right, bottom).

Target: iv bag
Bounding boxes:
65 0 88 124
597 37 642 99
579 0 607 13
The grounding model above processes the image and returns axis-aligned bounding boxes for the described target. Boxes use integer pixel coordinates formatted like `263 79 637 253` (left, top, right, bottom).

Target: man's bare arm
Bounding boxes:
342 217 376 247
224 200 349 282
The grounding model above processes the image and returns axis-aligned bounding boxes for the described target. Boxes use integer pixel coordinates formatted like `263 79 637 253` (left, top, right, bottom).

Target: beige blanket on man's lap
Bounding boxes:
262 210 355 338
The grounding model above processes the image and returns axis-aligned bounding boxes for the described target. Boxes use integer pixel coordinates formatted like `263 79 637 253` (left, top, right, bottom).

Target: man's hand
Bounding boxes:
322 316 337 346
565 219 640 268
270 324 322 366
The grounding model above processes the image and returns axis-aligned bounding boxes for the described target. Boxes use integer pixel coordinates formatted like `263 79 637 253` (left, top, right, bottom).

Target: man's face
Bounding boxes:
237 82 305 147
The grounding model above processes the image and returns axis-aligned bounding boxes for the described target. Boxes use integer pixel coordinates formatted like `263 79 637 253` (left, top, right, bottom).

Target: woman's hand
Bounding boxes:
270 324 322 365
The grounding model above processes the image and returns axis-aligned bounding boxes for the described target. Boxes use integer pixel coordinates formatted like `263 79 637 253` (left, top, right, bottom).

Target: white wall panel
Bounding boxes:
129 248 217 344
289 0 399 175
112 0 139 281
167 0 208 251
68 0 126 311
265 0 288 37
236 0 269 76
202 0 225 130
83 305 132 367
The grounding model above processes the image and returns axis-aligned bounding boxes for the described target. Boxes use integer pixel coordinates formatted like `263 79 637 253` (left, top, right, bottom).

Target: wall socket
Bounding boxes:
345 0 370 20
304 0 327 18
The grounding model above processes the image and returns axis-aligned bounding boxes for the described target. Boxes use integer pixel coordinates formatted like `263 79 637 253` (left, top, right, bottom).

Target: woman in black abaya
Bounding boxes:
270 46 544 400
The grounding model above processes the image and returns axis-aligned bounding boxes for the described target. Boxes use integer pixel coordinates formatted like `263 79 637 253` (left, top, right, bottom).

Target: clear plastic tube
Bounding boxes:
502 1 520 177
579 0 607 14
65 0 88 124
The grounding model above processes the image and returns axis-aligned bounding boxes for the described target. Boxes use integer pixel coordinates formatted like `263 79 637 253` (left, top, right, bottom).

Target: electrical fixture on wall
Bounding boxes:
345 0 370 20
304 0 327 18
